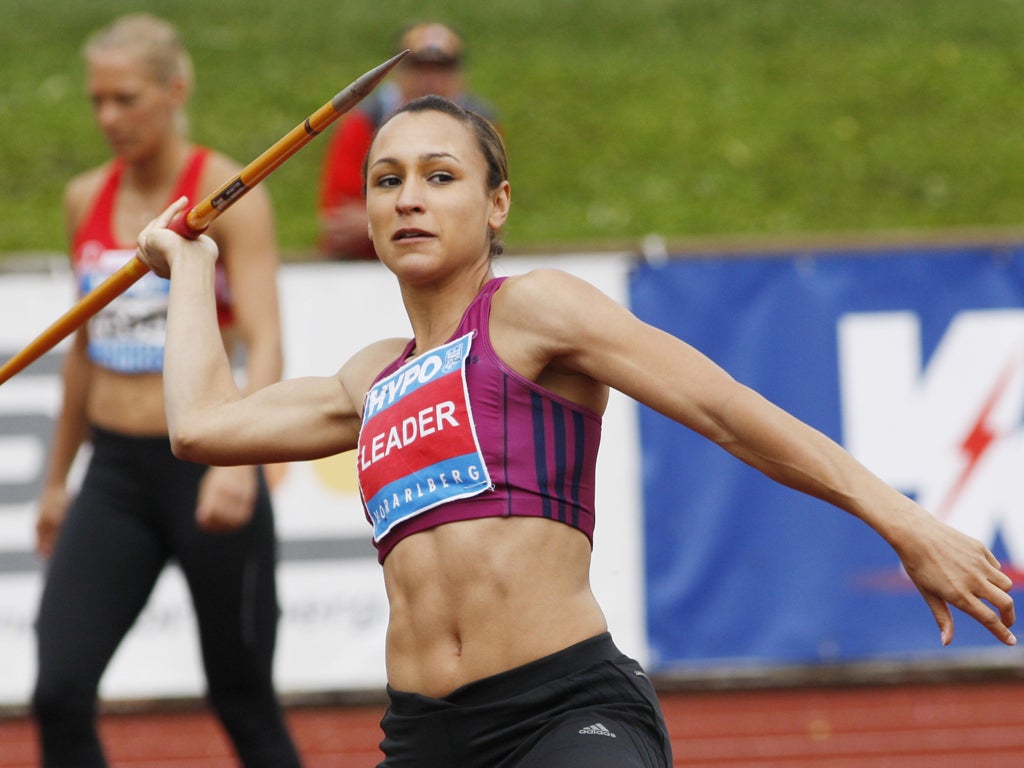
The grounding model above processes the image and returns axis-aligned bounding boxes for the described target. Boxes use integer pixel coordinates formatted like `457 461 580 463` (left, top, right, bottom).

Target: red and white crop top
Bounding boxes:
72 148 234 373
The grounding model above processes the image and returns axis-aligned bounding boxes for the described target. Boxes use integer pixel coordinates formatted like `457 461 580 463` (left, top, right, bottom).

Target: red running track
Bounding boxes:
2 681 1024 767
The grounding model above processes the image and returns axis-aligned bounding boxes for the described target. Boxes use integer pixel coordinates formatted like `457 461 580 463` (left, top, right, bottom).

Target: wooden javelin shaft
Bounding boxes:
170 49 408 238
0 50 407 387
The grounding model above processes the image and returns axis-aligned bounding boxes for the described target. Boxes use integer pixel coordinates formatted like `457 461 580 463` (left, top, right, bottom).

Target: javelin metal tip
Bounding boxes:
332 50 410 113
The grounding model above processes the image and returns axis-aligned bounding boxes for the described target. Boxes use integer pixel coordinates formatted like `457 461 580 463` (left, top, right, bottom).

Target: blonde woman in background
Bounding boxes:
31 14 301 767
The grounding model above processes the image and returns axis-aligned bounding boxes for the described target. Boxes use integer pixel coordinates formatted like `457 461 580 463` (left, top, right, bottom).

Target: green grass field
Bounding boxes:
3 0 1024 258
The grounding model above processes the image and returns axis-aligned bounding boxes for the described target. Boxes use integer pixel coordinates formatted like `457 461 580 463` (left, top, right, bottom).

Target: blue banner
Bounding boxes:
630 246 1024 671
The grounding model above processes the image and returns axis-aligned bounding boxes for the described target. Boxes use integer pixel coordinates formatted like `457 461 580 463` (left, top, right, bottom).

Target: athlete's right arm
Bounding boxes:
136 197 394 468
36 178 97 555
36 334 92 556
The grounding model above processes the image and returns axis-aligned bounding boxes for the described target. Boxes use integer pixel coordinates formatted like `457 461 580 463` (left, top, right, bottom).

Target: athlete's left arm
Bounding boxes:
502 268 1016 647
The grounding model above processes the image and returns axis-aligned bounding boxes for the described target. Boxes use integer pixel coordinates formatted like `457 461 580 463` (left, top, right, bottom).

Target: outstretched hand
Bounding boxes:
135 196 219 278
894 511 1016 646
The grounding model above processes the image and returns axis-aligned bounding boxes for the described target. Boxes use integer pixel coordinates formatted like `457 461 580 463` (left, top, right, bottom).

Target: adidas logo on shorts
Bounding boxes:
578 722 617 738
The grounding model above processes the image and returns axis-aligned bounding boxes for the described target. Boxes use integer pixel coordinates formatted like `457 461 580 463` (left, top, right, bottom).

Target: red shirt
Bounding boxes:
317 111 377 259
319 111 374 216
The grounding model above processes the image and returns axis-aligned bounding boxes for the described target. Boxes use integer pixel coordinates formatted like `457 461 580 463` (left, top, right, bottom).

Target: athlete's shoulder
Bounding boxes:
502 266 588 292
498 268 607 317
63 163 111 209
196 146 275 244
494 268 634 366
63 162 114 233
195 149 241 191
341 337 411 381
356 336 411 361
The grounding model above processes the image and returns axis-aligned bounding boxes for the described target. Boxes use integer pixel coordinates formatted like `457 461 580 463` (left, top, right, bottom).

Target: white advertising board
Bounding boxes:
0 254 645 706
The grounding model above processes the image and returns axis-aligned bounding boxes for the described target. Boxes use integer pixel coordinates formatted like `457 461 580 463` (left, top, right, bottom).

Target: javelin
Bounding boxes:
0 50 408 387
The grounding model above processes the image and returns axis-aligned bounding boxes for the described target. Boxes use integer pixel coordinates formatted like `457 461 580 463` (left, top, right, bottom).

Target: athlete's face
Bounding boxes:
365 109 509 283
86 49 184 162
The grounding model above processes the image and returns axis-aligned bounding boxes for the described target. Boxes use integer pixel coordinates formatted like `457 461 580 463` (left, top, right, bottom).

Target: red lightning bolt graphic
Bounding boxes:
934 349 1023 521
859 345 1024 592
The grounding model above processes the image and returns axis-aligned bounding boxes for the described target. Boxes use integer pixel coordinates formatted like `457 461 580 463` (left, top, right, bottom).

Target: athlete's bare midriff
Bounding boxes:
85 332 237 436
381 515 608 698
87 368 168 435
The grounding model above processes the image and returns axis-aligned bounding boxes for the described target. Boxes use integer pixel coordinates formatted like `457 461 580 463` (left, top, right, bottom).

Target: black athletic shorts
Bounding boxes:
377 632 673 767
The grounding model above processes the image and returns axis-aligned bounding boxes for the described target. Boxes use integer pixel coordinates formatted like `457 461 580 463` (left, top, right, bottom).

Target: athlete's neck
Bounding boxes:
123 136 191 194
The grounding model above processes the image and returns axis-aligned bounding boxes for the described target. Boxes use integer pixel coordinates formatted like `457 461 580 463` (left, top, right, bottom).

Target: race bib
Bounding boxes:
80 246 170 373
357 333 491 541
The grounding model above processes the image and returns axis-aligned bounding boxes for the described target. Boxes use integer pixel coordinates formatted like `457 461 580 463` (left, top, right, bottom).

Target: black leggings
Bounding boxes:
32 427 301 767
379 633 673 767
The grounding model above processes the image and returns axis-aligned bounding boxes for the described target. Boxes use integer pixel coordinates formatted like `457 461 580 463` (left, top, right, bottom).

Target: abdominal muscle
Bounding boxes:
381 516 608 698
85 332 237 436
87 367 168 435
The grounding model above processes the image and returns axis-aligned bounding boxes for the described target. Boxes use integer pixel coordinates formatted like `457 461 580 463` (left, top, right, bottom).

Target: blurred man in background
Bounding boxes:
317 21 497 260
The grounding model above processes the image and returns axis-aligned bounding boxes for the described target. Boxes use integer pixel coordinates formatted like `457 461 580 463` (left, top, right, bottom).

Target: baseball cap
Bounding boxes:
399 22 463 66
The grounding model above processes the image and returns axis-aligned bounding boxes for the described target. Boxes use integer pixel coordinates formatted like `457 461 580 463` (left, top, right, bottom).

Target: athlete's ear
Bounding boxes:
166 73 190 108
487 180 510 232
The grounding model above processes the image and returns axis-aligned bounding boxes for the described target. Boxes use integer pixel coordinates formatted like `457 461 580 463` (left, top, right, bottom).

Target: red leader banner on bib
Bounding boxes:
357 333 491 542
